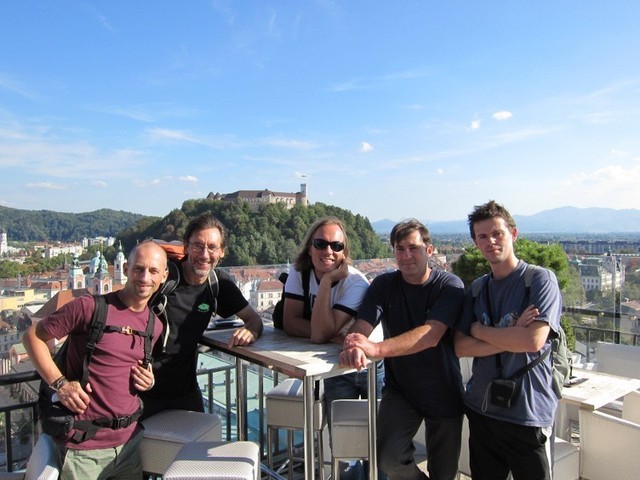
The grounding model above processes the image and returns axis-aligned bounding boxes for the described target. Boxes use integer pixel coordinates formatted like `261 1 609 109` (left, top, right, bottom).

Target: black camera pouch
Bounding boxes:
490 378 516 408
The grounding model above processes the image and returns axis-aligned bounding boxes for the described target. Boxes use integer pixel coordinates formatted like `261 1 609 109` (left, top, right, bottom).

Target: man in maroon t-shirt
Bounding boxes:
23 241 168 480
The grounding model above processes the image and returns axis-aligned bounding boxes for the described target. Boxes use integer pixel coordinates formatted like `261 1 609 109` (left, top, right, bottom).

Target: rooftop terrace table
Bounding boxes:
561 368 640 411
555 367 640 441
201 326 378 480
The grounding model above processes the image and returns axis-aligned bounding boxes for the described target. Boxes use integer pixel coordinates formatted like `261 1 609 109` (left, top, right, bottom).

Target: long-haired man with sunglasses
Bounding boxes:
141 212 263 419
340 219 465 480
283 216 385 480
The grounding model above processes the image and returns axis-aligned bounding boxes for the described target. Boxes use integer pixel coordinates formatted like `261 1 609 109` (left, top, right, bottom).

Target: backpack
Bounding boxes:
471 264 570 399
272 269 311 329
37 294 156 442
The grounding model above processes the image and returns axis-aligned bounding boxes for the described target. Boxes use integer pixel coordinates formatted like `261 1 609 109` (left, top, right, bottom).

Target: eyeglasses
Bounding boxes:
311 239 345 252
189 242 222 254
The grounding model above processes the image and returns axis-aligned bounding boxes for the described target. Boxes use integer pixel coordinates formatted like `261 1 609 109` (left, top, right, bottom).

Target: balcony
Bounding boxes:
1 311 639 479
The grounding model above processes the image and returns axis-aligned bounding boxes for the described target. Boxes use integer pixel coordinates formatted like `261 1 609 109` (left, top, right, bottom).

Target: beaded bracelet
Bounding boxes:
50 375 69 391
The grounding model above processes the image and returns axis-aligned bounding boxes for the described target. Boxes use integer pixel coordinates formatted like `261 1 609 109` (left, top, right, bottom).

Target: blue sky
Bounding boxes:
1 1 639 223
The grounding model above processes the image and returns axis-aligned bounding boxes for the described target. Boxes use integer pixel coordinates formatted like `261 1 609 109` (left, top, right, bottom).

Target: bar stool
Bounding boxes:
140 409 222 475
330 399 381 480
163 441 261 480
265 378 326 480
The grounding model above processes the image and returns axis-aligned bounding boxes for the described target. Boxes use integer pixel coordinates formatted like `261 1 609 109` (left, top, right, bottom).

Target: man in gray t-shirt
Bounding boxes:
455 200 562 480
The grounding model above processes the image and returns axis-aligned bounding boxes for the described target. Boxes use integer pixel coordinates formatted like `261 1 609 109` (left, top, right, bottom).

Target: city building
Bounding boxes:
249 279 283 311
574 255 624 293
42 243 83 259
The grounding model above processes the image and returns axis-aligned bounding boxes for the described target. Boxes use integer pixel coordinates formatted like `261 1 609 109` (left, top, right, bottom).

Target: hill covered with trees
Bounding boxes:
0 206 146 242
118 199 390 266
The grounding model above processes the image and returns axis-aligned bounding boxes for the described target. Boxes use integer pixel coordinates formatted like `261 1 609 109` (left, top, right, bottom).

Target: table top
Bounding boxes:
561 368 640 410
201 325 356 380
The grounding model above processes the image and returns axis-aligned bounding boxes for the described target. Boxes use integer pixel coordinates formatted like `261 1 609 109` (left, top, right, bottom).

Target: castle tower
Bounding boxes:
113 242 127 285
68 254 86 290
297 181 308 206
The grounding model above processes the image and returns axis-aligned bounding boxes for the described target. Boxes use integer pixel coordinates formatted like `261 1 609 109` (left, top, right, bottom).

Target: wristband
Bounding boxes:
50 375 69 391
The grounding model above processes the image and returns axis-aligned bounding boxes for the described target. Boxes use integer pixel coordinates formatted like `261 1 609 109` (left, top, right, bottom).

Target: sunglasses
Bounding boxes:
311 238 345 252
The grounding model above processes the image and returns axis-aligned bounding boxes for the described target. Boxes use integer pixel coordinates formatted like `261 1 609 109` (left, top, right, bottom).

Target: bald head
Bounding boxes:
123 241 169 302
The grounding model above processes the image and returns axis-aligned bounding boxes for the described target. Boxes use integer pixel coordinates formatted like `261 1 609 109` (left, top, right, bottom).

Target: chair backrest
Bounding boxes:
595 342 640 379
460 356 473 385
25 434 59 480
622 390 640 424
579 409 640 480
458 415 471 476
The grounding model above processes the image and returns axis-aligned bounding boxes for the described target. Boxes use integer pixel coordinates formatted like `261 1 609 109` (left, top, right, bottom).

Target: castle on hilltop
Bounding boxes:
206 183 308 211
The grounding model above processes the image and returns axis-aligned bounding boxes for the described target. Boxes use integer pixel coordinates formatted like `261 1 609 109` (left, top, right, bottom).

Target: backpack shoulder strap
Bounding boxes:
81 295 109 387
302 269 312 320
149 260 180 319
208 269 219 300
142 308 155 368
471 273 490 298
523 263 545 289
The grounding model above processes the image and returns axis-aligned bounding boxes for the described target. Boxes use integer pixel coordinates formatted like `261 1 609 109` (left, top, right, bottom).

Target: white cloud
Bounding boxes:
437 168 444 175
470 119 481 130
492 111 513 121
91 180 108 188
146 128 239 149
359 141 373 153
179 175 198 183
563 164 640 206
26 182 67 190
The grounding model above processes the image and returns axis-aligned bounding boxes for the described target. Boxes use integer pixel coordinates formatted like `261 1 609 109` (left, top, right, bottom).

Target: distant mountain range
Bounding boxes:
371 207 640 235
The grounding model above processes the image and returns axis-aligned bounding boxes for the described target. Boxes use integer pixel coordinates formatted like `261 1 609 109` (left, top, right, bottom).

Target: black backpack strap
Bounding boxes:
149 261 180 318
208 269 219 316
302 268 312 320
81 295 108 387
70 405 144 443
142 308 155 368
506 344 552 381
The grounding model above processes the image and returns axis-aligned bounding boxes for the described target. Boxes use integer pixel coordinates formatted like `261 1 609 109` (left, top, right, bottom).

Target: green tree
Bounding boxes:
452 238 574 290
117 199 388 266
0 260 24 279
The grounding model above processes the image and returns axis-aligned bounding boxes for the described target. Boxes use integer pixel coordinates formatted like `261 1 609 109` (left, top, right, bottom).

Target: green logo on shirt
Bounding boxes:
197 303 210 312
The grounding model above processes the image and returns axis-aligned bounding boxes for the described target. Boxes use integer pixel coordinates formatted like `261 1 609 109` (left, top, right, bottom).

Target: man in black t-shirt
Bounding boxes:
340 219 465 480
141 213 263 418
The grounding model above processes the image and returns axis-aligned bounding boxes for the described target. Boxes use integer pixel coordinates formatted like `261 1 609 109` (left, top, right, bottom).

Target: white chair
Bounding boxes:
330 399 383 480
579 408 640 480
163 441 261 480
265 378 326 480
0 434 59 480
552 437 579 480
139 409 222 475
457 415 470 479
622 390 640 423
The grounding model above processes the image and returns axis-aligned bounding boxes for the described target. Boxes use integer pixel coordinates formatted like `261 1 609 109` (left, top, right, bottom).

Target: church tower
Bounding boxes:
68 254 85 290
0 229 7 256
113 242 127 286
91 251 112 295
